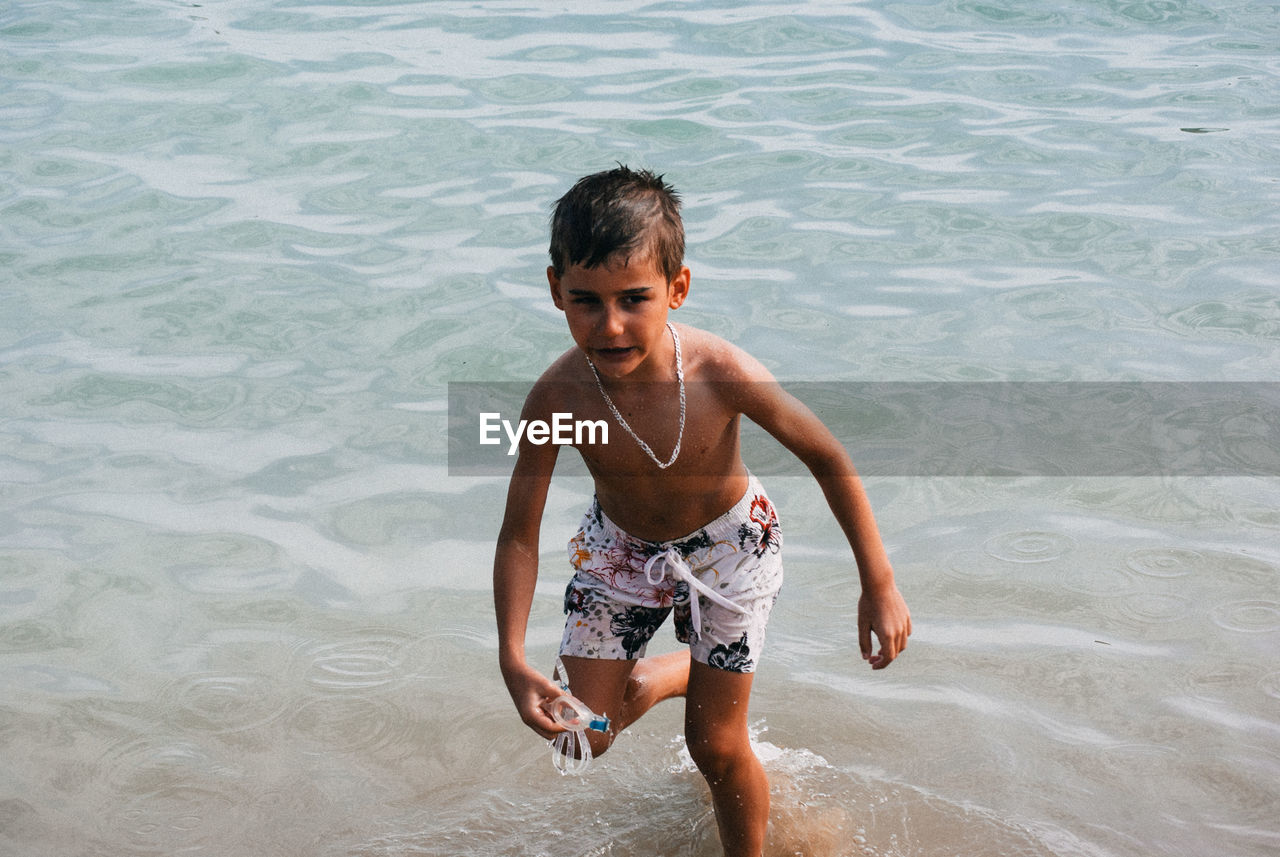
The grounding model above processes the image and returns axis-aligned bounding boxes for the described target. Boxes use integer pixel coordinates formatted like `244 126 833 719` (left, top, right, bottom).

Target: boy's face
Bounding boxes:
548 256 690 380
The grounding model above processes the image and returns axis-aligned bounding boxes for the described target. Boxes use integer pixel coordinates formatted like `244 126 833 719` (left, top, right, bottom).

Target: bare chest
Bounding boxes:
571 380 736 475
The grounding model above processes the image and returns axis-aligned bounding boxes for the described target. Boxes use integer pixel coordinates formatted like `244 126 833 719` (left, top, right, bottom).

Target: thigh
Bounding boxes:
684 659 755 747
557 655 637 728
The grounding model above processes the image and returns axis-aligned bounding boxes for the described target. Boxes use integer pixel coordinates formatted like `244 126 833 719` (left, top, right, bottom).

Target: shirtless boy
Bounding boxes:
494 166 911 857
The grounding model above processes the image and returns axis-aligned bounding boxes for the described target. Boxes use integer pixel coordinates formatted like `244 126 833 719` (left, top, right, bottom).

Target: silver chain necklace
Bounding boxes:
585 322 685 469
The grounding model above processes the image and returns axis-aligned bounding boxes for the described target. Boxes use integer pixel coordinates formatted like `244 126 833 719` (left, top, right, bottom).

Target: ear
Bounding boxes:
548 266 565 310
667 266 691 310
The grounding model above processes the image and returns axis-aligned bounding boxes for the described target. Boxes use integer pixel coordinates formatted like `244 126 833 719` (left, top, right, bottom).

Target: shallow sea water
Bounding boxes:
2 1 1279 855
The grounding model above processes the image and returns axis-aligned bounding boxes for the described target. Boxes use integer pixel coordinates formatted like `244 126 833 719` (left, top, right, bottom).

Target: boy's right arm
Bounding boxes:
493 389 566 739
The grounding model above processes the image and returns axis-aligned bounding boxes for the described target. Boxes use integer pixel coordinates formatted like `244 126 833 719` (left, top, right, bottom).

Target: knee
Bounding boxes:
616 676 636 718
684 724 752 783
585 728 615 758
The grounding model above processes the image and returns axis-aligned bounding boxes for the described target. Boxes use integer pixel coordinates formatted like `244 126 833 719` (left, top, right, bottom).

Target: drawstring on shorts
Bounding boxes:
642 547 749 642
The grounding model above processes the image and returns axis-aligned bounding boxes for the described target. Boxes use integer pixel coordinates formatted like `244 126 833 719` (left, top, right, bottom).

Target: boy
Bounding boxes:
494 166 910 857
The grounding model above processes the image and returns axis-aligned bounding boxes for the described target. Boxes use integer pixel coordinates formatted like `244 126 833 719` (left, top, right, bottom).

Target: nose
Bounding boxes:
597 304 625 338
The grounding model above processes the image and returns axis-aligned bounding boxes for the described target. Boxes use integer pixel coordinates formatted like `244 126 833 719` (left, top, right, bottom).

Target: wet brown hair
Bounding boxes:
549 165 684 283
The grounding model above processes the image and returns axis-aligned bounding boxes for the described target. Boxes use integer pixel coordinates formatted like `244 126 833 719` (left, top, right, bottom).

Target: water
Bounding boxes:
2 1 1279 855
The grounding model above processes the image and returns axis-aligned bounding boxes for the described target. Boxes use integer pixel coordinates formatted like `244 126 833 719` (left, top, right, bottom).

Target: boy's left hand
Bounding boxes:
859 585 911 669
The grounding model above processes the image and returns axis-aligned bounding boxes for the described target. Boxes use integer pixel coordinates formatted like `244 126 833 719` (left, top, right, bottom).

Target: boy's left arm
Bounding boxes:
729 365 911 669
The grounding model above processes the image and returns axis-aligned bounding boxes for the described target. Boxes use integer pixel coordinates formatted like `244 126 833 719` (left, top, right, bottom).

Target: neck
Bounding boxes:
586 321 685 470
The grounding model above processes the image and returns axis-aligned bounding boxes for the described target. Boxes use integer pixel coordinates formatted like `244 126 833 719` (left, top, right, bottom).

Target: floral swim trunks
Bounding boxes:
559 475 783 674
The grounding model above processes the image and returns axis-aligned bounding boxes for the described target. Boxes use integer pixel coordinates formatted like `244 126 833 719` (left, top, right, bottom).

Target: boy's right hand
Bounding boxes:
501 660 567 740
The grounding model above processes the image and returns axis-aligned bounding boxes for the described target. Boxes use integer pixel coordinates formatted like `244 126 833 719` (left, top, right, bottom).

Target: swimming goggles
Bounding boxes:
548 657 610 776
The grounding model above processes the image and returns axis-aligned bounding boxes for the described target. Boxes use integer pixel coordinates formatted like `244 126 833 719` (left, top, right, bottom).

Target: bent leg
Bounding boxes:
618 649 690 731
557 655 635 757
560 651 691 756
685 660 768 857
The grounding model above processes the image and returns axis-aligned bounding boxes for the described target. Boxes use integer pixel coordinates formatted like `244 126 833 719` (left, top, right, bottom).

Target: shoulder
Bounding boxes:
524 346 592 417
675 322 797 422
538 345 590 383
674 323 776 385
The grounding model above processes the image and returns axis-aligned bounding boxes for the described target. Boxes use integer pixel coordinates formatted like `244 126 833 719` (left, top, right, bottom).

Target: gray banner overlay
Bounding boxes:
448 382 1280 477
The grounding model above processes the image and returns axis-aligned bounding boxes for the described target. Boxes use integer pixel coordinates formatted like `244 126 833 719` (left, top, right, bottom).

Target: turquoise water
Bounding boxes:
3 2 1279 855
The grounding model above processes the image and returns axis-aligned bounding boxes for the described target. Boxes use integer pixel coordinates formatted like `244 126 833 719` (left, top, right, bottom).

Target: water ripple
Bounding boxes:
1117 592 1193 627
1210 600 1280 634
95 736 216 795
291 629 431 693
1125 546 1201 578
286 694 415 755
1058 560 1138 598
0 620 67 653
984 530 1074 563
160 672 289 734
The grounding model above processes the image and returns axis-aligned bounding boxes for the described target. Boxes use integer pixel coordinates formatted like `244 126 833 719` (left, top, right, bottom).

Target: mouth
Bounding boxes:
592 346 636 362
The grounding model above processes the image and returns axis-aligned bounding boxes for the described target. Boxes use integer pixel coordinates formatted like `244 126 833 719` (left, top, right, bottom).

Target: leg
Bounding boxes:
560 650 691 756
685 660 768 857
557 655 635 757
617 649 690 731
